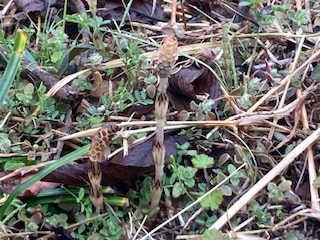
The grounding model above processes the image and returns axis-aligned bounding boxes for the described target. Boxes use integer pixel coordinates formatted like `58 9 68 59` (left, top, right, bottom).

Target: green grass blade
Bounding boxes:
0 145 90 218
24 194 129 207
0 29 27 108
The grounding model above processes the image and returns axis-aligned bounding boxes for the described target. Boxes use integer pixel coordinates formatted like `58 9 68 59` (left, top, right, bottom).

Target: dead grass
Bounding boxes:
0 0 320 239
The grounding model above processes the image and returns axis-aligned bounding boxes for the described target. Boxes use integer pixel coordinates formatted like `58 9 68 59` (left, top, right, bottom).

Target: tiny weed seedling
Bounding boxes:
169 154 197 198
227 164 245 187
249 200 272 225
194 213 218 234
38 27 69 66
267 180 292 203
243 2 309 30
44 213 68 228
190 99 215 121
163 143 216 199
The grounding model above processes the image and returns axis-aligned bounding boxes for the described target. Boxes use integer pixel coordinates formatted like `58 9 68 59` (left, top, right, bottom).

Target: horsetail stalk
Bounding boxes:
150 36 178 213
88 123 119 212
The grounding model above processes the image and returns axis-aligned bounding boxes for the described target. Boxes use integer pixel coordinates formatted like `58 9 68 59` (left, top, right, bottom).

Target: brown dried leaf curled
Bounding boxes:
168 65 221 111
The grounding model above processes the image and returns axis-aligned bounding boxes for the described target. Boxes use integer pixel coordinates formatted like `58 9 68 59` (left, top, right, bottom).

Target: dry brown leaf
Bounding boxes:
42 134 186 186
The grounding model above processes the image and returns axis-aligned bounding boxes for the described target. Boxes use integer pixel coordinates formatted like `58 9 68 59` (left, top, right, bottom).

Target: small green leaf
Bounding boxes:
191 154 214 169
58 213 68 222
169 174 176 185
164 186 170 197
178 142 190 150
198 183 207 192
184 178 195 188
4 160 25 171
267 182 284 202
190 101 198 111
284 232 298 240
287 9 295 19
144 99 154 104
227 164 236 173
201 99 214 112
314 177 320 188
172 182 185 198
203 229 229 240
200 190 223 211
134 90 142 102
186 150 197 156
285 144 294 155
311 64 320 80
51 51 62 63
230 177 240 186
221 185 232 196
140 91 146 100
249 200 272 225
237 92 252 109
78 187 85 201
248 77 261 94
249 200 260 212
144 74 157 84
78 223 86 234
24 83 34 95
279 180 292 192
177 166 197 181
239 1 252 7
216 172 227 184
218 153 232 166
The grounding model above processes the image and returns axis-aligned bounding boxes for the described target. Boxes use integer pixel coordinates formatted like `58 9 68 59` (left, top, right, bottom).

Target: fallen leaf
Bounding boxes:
98 0 165 24
23 181 60 196
168 65 221 111
42 134 186 186
1 173 59 196
14 0 46 14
